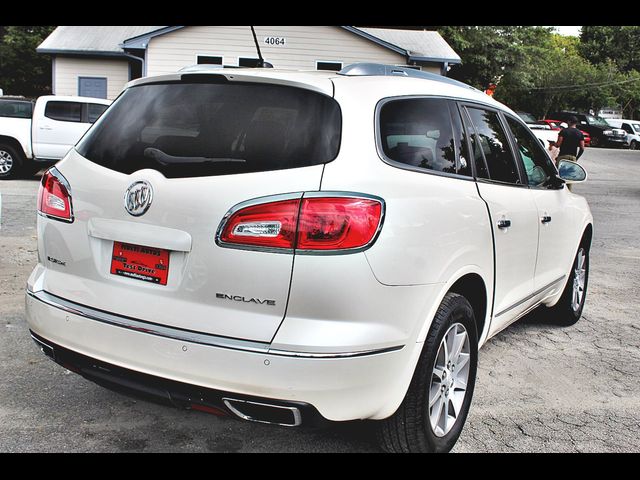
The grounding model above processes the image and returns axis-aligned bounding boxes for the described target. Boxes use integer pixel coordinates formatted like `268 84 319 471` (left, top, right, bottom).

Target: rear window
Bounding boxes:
76 81 342 178
0 100 33 119
378 98 459 175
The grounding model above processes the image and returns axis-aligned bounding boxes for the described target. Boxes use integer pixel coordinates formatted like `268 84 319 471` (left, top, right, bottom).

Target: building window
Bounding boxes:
78 77 107 99
239 57 262 68
197 55 223 65
316 61 343 72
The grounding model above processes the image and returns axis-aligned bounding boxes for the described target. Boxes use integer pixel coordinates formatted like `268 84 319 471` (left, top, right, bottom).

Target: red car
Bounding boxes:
537 119 591 147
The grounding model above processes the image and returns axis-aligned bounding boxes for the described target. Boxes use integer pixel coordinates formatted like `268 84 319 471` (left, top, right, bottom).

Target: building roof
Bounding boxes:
37 26 163 55
357 28 461 63
38 26 460 64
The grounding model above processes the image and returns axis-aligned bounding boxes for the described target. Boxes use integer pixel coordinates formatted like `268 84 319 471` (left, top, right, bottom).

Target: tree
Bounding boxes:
436 26 553 91
0 26 55 97
580 26 640 73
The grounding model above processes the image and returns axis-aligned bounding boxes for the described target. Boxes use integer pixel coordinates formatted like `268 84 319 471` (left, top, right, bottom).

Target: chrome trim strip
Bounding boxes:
494 275 566 318
268 345 404 358
222 398 302 427
28 289 270 353
26 290 404 359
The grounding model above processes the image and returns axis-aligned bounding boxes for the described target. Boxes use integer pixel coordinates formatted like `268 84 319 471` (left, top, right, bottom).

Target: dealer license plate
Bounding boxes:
110 241 170 285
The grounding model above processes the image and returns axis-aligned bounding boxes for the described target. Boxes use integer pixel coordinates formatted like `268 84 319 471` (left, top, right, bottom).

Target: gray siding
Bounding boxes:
54 57 129 100
146 26 407 76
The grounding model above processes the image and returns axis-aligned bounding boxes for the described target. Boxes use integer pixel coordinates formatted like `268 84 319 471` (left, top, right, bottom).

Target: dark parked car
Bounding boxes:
548 111 626 148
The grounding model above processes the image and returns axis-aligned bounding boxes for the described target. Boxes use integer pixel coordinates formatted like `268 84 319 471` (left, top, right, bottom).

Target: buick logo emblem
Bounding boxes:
124 181 153 217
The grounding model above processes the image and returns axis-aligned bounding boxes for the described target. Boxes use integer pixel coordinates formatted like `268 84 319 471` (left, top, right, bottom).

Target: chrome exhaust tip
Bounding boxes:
222 397 302 427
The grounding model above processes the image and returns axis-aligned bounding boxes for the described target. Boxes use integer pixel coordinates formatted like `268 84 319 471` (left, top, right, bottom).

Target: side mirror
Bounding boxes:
557 160 587 183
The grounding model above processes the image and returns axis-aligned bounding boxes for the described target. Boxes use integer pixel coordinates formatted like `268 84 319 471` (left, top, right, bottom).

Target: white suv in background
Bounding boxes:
606 118 640 150
26 64 593 453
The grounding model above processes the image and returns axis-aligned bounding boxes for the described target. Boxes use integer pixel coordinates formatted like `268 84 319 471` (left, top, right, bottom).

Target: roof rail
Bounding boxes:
179 62 273 73
337 63 480 92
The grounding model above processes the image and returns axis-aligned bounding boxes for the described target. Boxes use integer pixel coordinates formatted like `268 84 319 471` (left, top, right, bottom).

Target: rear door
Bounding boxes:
461 104 540 335
39 79 341 343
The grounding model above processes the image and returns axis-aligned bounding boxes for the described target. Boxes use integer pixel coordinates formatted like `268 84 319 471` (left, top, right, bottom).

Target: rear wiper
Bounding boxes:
144 147 246 165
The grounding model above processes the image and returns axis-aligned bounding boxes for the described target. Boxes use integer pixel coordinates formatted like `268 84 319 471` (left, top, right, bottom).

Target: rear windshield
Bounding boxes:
76 81 341 178
0 100 33 119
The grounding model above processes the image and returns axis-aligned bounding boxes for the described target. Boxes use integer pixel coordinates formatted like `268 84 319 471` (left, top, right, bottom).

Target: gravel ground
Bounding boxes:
0 149 638 453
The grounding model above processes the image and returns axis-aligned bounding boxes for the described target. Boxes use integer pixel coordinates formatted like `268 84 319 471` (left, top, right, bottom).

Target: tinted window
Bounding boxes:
449 103 472 177
76 82 342 178
197 56 222 65
506 117 557 188
379 98 457 175
466 107 520 184
87 103 108 123
238 58 261 67
45 101 82 122
0 100 33 118
317 62 342 71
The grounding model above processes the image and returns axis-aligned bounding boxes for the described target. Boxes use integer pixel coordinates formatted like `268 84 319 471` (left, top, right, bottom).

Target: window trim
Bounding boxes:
458 101 529 189
374 95 476 182
196 54 224 66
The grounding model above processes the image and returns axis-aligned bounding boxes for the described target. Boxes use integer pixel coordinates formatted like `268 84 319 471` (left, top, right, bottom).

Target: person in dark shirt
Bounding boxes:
551 116 585 164
550 116 585 191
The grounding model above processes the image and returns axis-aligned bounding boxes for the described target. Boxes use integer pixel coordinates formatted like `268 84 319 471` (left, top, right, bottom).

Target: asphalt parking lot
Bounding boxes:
1 148 639 453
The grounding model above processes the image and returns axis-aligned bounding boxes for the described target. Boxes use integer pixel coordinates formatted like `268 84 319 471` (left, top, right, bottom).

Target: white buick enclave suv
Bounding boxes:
25 64 593 453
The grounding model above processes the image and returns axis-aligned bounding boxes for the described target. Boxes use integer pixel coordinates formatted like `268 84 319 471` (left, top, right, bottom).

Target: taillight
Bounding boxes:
297 197 382 251
37 168 73 223
218 199 300 250
217 193 384 253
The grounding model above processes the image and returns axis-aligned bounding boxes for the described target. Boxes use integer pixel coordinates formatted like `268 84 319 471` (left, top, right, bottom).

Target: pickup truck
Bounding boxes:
0 95 111 179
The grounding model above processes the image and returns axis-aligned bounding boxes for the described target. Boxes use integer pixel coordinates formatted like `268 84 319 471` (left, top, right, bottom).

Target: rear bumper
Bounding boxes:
29 330 323 427
25 288 422 422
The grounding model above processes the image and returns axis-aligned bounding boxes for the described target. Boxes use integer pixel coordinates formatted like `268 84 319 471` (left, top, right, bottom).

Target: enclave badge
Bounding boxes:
124 181 153 216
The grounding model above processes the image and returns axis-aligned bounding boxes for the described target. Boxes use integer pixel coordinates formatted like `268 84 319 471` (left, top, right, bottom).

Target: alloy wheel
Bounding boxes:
0 150 14 175
572 248 587 312
428 322 471 437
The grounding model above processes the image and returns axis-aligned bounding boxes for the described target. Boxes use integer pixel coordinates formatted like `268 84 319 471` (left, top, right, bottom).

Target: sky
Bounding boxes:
551 26 582 37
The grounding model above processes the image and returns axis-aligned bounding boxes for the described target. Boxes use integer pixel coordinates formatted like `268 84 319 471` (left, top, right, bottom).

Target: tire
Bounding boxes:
548 243 589 326
630 140 638 151
378 292 478 453
590 136 600 148
0 143 24 179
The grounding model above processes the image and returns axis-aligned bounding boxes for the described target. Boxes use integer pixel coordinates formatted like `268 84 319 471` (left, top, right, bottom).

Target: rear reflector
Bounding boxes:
217 193 383 253
37 167 73 223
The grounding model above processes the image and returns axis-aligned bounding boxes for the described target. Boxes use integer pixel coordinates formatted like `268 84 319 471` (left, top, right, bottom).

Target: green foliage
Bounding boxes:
436 26 640 120
580 26 640 73
0 26 56 97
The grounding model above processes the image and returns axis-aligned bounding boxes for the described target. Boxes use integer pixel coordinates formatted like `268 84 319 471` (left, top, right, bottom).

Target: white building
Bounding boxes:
37 26 461 100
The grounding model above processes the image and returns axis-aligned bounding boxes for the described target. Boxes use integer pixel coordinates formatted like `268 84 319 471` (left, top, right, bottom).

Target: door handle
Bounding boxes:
40 125 53 130
497 219 512 229
541 215 552 224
